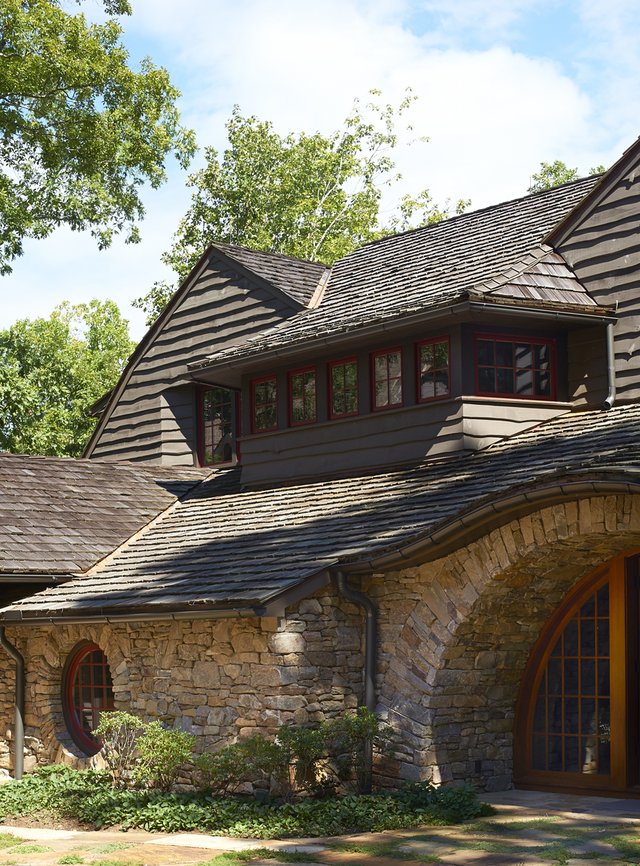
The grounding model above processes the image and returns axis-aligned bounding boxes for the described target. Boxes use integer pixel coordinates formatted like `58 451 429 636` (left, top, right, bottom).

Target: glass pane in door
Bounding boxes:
531 582 610 774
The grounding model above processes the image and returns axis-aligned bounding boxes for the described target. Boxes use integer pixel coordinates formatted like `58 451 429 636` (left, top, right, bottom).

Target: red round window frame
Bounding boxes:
62 642 115 755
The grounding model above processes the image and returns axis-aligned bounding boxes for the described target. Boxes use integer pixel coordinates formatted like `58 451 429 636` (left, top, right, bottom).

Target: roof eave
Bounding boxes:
190 297 615 374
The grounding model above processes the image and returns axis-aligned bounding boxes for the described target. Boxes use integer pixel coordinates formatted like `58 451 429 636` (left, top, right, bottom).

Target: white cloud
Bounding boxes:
0 0 632 339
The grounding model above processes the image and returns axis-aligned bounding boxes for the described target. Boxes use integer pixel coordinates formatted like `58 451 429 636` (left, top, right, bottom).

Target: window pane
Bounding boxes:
495 341 513 367
434 341 448 368
496 368 513 394
388 352 401 379
477 340 493 365
528 583 611 778
478 367 495 392
515 344 533 368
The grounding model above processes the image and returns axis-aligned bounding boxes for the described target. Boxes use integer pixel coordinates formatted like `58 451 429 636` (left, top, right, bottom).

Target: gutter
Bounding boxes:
334 570 377 794
0 606 268 627
345 471 640 574
190 299 615 374
604 322 617 409
0 628 24 780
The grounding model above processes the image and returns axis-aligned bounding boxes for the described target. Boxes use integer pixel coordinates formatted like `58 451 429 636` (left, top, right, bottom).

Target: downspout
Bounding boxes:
334 570 377 793
604 322 617 410
0 628 24 780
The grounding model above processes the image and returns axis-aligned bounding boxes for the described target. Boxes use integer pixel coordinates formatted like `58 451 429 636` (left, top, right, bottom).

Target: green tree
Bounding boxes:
135 93 468 323
528 160 605 193
0 300 135 456
0 0 195 274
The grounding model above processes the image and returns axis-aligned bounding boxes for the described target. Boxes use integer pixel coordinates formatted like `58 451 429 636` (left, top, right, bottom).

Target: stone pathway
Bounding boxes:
2 790 640 864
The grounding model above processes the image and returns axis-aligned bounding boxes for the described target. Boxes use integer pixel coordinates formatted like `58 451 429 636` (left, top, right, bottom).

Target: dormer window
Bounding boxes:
372 348 403 410
199 386 237 465
288 367 317 426
417 337 450 401
329 358 358 419
251 376 278 433
475 335 556 399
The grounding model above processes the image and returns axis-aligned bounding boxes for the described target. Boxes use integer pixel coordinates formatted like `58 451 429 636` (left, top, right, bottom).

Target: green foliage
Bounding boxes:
528 160 605 193
274 723 329 798
327 707 394 793
133 721 196 791
134 92 468 323
0 0 195 273
194 744 250 796
0 299 134 456
58 856 85 864
93 711 145 789
0 765 484 837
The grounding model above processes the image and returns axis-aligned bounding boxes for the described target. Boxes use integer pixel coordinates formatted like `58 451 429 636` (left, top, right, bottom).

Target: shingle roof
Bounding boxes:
5 403 638 620
192 176 602 370
472 245 598 307
0 454 208 575
212 242 328 307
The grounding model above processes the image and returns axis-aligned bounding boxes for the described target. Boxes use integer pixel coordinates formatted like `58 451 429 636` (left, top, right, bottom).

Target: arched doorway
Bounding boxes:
515 549 640 794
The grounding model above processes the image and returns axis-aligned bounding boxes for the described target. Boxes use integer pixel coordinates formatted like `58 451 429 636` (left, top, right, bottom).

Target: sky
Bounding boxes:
4 0 640 341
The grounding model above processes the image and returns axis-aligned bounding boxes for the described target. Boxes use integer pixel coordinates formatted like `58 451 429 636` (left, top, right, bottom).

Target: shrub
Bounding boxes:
326 707 394 793
194 745 249 796
133 722 195 791
93 711 145 788
274 723 331 798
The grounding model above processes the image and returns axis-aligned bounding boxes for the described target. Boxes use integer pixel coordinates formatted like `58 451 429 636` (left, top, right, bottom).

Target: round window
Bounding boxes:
62 642 115 755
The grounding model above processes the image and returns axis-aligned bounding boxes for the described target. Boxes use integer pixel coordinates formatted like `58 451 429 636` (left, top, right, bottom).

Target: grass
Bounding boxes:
91 842 133 854
10 843 52 854
332 841 420 860
0 838 18 852
199 852 319 866
58 857 85 865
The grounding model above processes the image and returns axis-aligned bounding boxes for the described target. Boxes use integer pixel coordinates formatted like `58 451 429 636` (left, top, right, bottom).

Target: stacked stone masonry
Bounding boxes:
0 495 639 790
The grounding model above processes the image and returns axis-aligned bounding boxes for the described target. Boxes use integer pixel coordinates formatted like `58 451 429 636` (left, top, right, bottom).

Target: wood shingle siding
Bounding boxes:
88 251 308 463
551 157 640 403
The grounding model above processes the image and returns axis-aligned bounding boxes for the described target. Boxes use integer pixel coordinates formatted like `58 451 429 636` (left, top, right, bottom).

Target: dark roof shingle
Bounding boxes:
213 242 328 307
0 454 208 575
6 403 638 619
193 177 601 370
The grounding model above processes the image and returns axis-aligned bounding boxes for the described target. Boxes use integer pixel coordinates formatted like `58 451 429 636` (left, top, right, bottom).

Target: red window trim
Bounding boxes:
250 374 278 434
62 641 114 756
474 333 557 401
370 347 403 412
196 386 238 467
287 365 317 427
328 357 359 420
415 336 451 403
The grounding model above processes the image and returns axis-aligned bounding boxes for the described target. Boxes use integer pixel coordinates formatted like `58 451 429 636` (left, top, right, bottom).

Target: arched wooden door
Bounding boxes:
515 550 640 794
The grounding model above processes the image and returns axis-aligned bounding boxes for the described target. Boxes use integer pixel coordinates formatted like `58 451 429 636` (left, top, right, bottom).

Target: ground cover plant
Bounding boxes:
0 710 488 838
0 765 486 837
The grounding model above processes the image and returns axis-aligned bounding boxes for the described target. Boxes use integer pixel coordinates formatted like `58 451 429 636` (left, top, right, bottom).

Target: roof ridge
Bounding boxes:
212 241 328 269
335 175 600 262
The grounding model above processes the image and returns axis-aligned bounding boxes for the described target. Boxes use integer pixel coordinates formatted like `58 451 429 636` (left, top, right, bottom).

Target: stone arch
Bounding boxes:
372 494 640 790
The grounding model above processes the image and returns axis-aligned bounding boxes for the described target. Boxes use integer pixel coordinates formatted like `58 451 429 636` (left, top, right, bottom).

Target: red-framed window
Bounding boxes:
62 642 115 755
475 334 556 400
417 337 450 402
251 375 278 433
371 347 403 411
288 366 317 426
198 386 236 465
329 358 359 419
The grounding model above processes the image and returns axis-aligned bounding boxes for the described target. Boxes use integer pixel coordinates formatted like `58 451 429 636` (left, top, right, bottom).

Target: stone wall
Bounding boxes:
0 591 363 772
2 494 640 790
369 494 640 790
